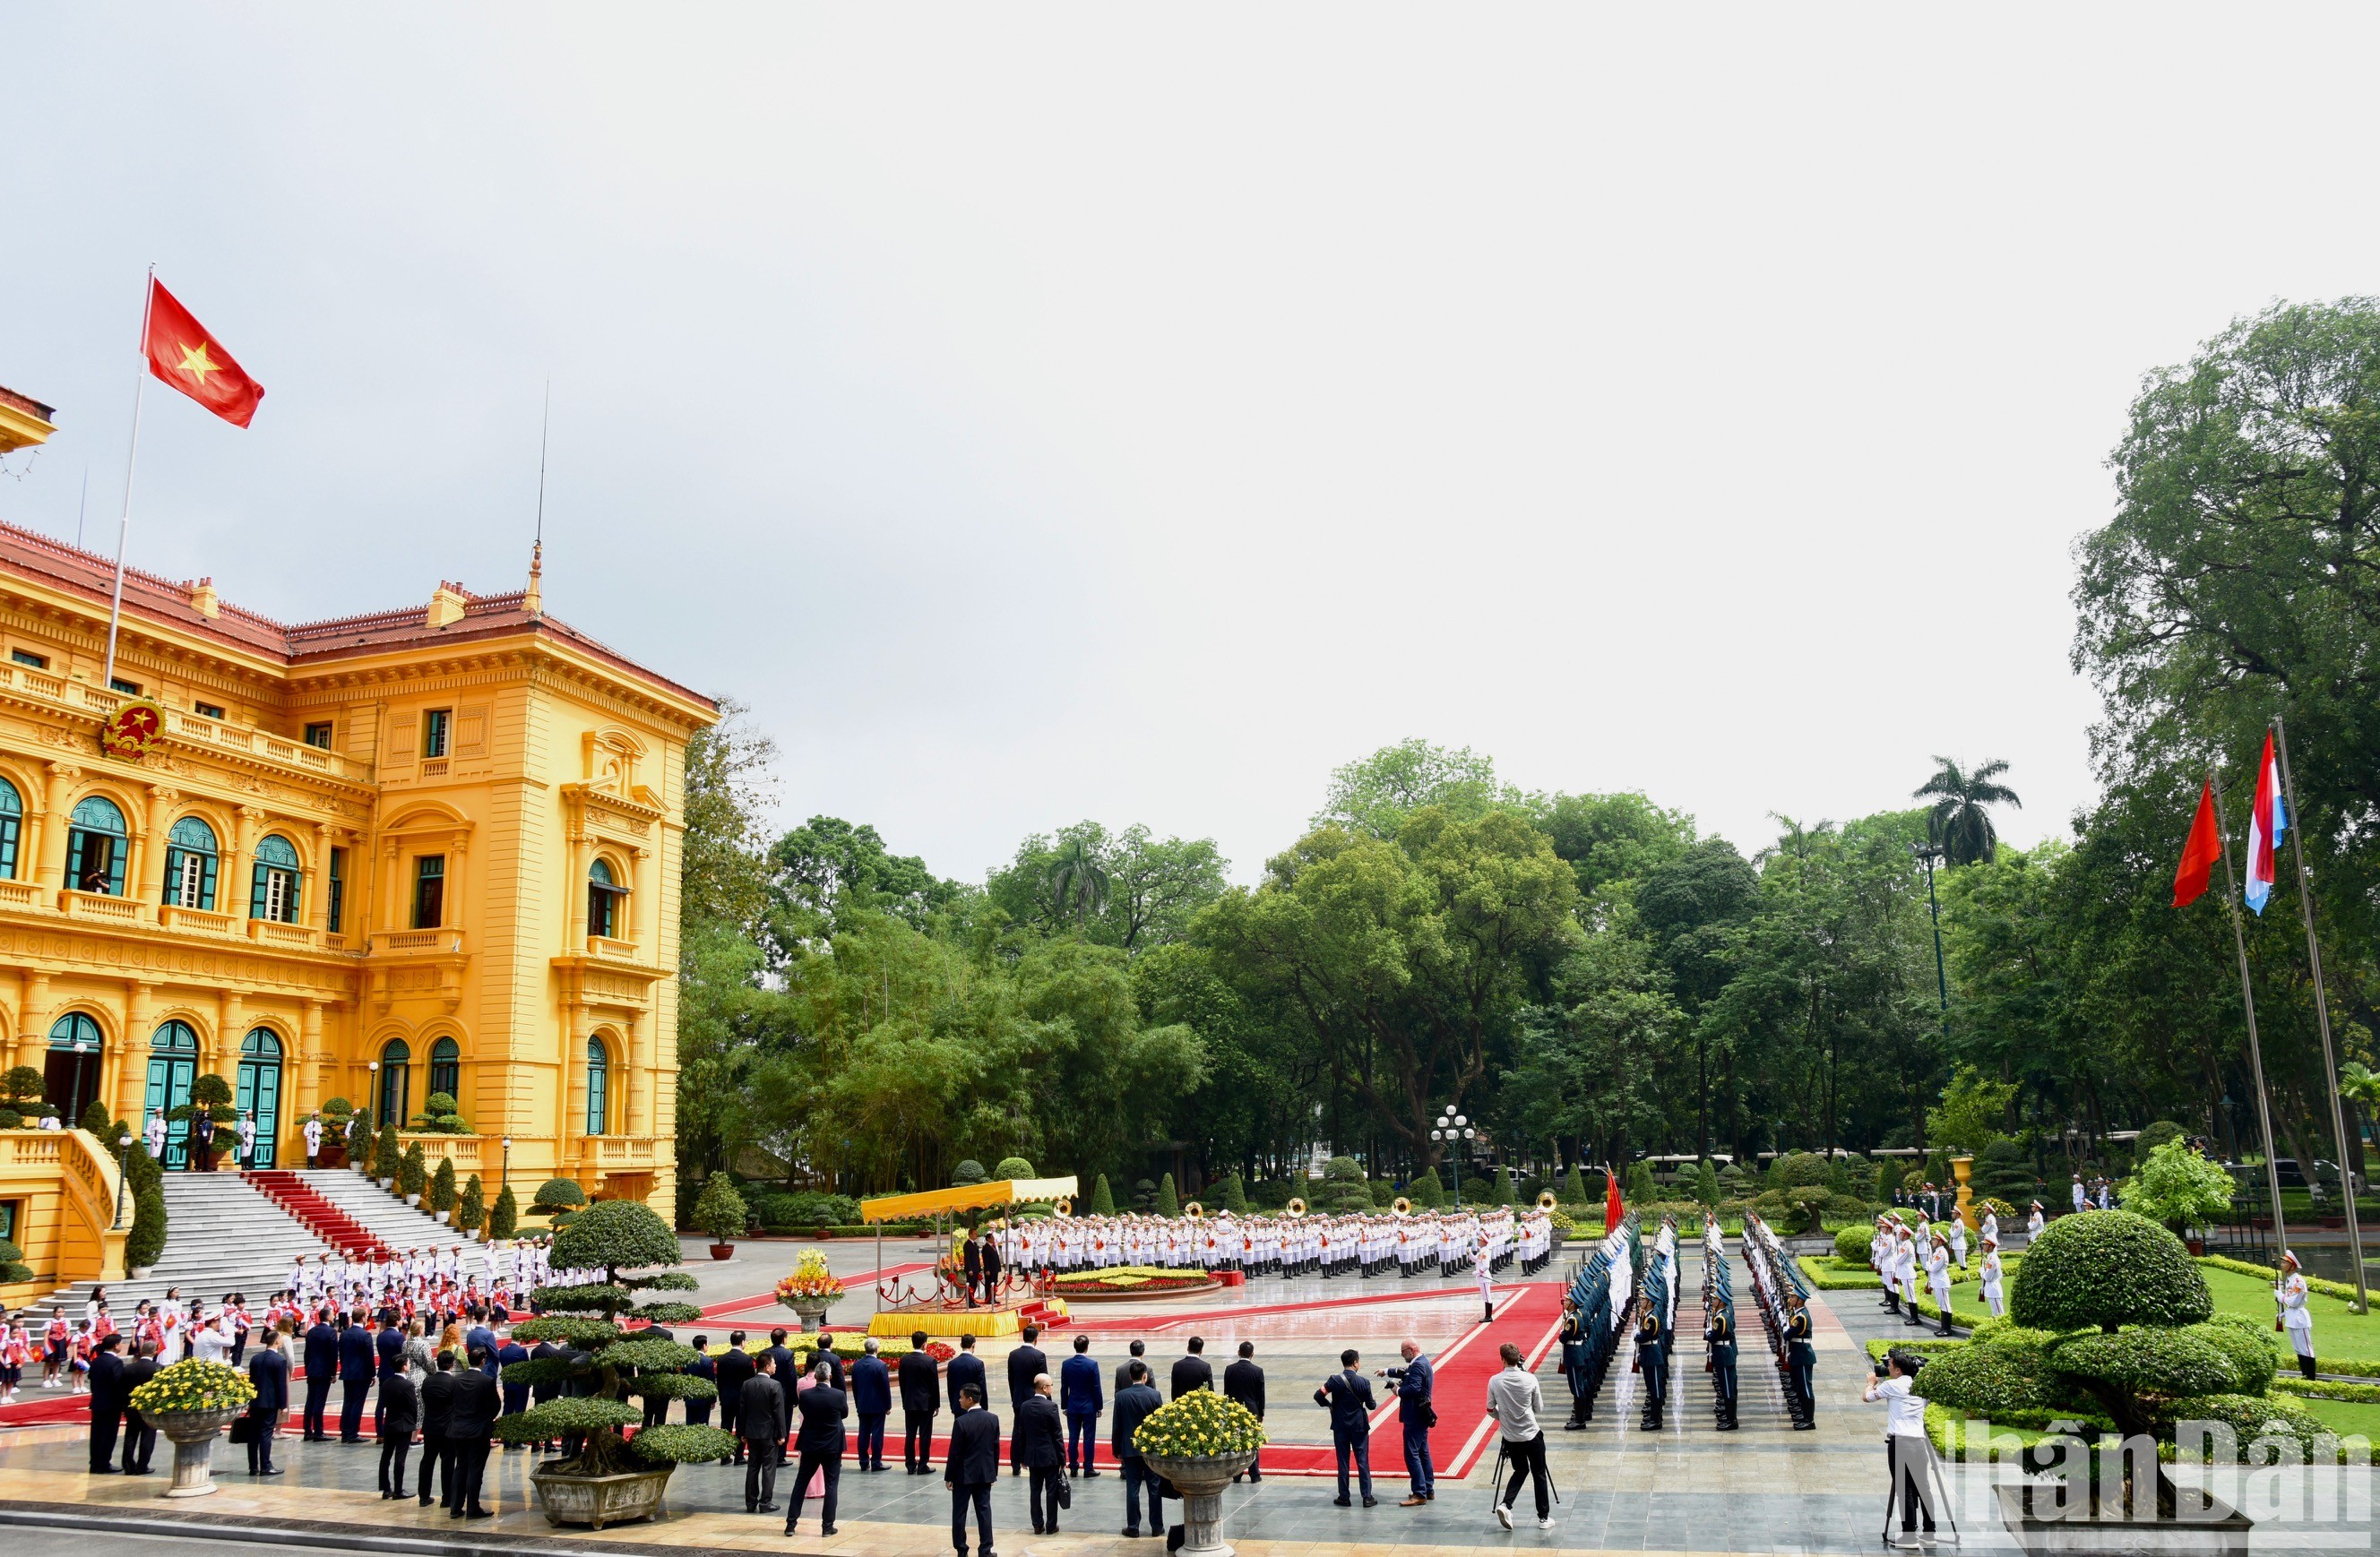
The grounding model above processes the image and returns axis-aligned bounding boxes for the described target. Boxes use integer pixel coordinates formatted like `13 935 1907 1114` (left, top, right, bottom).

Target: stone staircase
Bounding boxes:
21 1172 337 1327
277 1167 480 1256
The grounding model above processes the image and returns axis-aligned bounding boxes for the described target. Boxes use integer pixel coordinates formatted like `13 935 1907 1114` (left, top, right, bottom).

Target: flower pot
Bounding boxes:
789 1297 831 1328
1143 1450 1260 1556
528 1460 677 1530
405 1193 420 1207
151 1407 242 1498
708 1243 735 1260
317 1142 347 1169
129 1265 155 1280
379 1176 394 1191
1996 1475 2250 1555
2186 1237 2206 1256
466 1229 480 1241
435 1210 451 1224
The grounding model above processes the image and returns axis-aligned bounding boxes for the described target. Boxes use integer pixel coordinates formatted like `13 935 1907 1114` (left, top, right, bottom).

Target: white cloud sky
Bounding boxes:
3 4 2372 882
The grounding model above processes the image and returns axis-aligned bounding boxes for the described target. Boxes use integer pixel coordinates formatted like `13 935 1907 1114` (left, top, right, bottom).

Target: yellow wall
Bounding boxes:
0 551 711 1295
0 1128 125 1305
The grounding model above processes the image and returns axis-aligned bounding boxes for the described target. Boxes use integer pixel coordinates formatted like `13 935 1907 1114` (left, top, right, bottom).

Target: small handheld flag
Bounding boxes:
2173 780 2222 908
142 278 264 428
2245 731 2285 915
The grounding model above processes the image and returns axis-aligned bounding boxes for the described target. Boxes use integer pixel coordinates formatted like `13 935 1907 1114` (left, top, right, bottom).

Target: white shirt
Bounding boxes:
1864 1374 1927 1437
1486 1366 1543 1441
2280 1273 2314 1333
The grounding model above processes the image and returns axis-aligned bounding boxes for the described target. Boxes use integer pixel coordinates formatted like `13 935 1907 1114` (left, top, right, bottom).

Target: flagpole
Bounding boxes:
2210 767 2291 1262
2272 717 2369 1312
102 264 156 697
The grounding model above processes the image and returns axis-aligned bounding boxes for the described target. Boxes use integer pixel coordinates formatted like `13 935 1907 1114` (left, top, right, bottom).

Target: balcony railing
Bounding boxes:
159 904 237 936
62 890 144 924
250 919 318 950
0 879 41 911
372 927 466 956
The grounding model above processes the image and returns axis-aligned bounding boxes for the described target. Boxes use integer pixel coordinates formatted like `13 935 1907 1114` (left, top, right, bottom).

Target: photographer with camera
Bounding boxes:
1375 1338 1435 1505
1862 1349 1936 1549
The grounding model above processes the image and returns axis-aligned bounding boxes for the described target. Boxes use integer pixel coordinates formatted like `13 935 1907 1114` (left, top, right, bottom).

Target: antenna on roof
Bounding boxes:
525 380 548 618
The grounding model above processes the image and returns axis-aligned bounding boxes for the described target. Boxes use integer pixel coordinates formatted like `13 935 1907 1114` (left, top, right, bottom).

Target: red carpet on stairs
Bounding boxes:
243 1171 391 1260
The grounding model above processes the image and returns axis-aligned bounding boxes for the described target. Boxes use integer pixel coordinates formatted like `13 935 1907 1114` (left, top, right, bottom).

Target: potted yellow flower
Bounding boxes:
774 1249 846 1328
1131 1389 1266 1555
126 1358 255 1498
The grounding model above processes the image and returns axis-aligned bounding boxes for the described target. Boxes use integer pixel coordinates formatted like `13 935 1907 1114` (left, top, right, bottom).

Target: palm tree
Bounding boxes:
1913 757 2022 866
1044 836 1110 924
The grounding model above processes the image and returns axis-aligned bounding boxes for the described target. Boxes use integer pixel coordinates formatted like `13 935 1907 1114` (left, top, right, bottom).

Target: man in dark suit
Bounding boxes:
1224 1340 1265 1484
496 1332 531 1440
418 1352 456 1508
247 1336 289 1475
1315 1347 1377 1507
1005 1325 1048 1475
945 1384 1000 1557
849 1338 891 1472
812 1332 847 1391
981 1233 1004 1302
1384 1338 1433 1504
118 1339 160 1474
190 1110 215 1172
1170 1335 1213 1399
716 1333 755 1465
1014 1372 1066 1535
684 1336 719 1428
302 1316 339 1440
444 1345 501 1518
1111 1360 1166 1539
1112 1338 1149 1401
87 1334 125 1473
1060 1333 1104 1478
738 1352 789 1513
375 1315 405 1437
785 1359 848 1537
761 1328 797 1384
898 1329 941 1474
946 1333 987 1421
961 1234 985 1308
338 1313 376 1443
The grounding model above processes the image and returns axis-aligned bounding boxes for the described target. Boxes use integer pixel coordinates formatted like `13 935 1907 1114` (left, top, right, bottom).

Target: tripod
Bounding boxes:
1488 1439 1562 1515
1878 1436 1961 1548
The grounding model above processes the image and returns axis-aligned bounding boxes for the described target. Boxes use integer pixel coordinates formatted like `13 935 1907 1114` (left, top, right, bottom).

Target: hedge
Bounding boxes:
2271 1376 2380 1405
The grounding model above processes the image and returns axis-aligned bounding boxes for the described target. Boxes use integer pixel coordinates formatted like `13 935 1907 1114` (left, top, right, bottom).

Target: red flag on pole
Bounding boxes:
142 278 264 427
1604 1165 1624 1230
2173 779 2223 908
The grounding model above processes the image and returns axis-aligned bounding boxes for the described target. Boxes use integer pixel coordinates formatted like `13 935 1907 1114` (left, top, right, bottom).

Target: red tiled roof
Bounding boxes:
0 517 713 715
0 384 56 424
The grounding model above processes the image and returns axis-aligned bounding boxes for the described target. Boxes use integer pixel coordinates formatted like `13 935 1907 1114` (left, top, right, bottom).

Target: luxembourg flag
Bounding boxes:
2244 729 2286 915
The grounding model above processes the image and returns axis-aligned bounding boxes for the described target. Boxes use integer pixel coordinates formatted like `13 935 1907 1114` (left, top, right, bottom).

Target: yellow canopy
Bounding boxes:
860 1176 1081 1224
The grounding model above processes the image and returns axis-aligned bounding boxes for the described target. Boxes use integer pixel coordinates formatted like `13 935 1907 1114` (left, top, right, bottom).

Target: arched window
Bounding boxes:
0 776 21 880
585 1037 609 1136
66 795 128 896
251 833 302 924
45 1011 103 1128
165 815 220 910
588 857 628 940
429 1037 460 1101
145 1020 200 1167
377 1037 411 1126
237 1028 283 1168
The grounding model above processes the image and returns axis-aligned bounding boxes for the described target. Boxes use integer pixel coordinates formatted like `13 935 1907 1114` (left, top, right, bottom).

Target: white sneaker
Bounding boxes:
1495 1502 1512 1530
1536 1515 1556 1529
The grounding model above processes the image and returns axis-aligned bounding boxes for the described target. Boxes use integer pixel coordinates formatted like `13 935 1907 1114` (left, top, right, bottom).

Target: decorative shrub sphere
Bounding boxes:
2008 1209 2210 1333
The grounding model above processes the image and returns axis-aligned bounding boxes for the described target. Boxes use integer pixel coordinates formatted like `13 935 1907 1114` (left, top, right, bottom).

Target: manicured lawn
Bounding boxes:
2292 1396 2380 1439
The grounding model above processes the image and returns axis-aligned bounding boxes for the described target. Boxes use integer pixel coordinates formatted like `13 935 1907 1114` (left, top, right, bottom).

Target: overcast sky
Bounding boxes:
4 6 2373 883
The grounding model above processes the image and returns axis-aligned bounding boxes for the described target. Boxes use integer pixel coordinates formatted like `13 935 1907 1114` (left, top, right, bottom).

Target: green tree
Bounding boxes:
693 1170 748 1243
1411 1166 1444 1209
1089 1173 1115 1215
489 1183 519 1242
1561 1165 1587 1205
1913 758 2022 867
1927 1065 2019 1155
2120 1140 2236 1236
458 1173 486 1236
429 1156 457 1215
375 1121 401 1180
1046 833 1112 925
1155 1172 1179 1217
400 1141 428 1200
1218 1171 1246 1213
532 1177 588 1229
1313 739 1536 839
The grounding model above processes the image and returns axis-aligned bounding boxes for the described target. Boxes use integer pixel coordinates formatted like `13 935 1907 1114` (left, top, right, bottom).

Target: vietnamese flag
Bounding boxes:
1604 1164 1624 1231
2172 779 2224 908
142 278 264 427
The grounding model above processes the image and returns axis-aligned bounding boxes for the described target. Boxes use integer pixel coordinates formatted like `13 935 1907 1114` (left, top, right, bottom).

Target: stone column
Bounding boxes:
566 832 590 948
625 1013 648 1136
308 825 334 933
445 833 468 933
17 970 50 1075
139 787 179 914
35 762 79 900
293 999 323 1122
118 981 156 1121
224 805 263 922
380 837 401 935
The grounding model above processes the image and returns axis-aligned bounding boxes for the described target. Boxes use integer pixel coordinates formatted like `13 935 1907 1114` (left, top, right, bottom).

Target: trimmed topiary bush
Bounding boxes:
0 1236 31 1283
489 1183 519 1241
2155 1392 2329 1460
125 1141 168 1269
531 1176 588 1229
458 1173 486 1236
1916 1328 2064 1419
950 1159 987 1187
1156 1172 1179 1217
400 1140 428 1199
0 1065 44 1107
1089 1173 1116 1216
374 1120 401 1179
1835 1226 1875 1262
1218 1172 1246 1214
694 1170 748 1243
2009 1210 2212 1334
1411 1166 1444 1209
991 1156 1034 1181
2182 1315 2277 1398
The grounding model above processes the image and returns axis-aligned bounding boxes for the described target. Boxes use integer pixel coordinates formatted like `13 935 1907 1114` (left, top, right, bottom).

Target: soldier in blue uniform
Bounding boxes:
1703 1309 1738 1432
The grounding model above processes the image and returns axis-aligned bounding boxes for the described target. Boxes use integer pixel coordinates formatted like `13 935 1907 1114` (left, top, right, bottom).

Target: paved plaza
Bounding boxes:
2 1238 2373 1555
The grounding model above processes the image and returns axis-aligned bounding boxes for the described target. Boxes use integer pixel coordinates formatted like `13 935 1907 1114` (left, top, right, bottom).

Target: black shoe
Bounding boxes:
1084 1468 1100 1477
88 1466 121 1475
450 1509 464 1520
1361 1497 1377 1508
1122 1529 1141 1539
821 1527 836 1537
1032 1527 1047 1536
1247 1469 1260 1482
1333 1497 1351 1507
465 1509 493 1519
755 1502 779 1512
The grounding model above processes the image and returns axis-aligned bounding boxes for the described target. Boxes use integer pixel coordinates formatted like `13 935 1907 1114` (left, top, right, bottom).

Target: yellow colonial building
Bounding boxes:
0 413 714 1296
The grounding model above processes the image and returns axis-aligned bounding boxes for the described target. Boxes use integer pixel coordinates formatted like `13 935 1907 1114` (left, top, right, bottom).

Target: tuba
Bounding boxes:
1392 1196 1413 1217
1052 1196 1074 1218
1537 1190 1559 1211
1182 1201 1203 1221
1285 1197 1307 1218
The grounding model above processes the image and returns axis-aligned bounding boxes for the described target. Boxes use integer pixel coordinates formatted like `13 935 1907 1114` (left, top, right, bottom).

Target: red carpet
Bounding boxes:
0 1392 96 1427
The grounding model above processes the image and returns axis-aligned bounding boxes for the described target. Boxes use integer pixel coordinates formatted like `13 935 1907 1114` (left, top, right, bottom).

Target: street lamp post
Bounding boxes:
501 1135 512 1192
1430 1106 1476 1209
114 1130 132 1227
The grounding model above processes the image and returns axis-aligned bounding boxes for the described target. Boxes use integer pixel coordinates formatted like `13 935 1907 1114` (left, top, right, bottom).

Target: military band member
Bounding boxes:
1704 1309 1738 1431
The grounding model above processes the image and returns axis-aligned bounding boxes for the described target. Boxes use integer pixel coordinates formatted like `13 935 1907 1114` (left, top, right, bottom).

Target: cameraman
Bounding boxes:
1862 1349 1936 1549
1376 1339 1435 1505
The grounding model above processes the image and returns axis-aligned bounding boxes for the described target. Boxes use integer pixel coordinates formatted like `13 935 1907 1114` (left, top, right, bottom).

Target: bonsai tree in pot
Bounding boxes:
693 1170 747 1259
170 1074 237 1169
316 1097 355 1166
429 1157 458 1223
411 1090 470 1134
495 1200 735 1526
